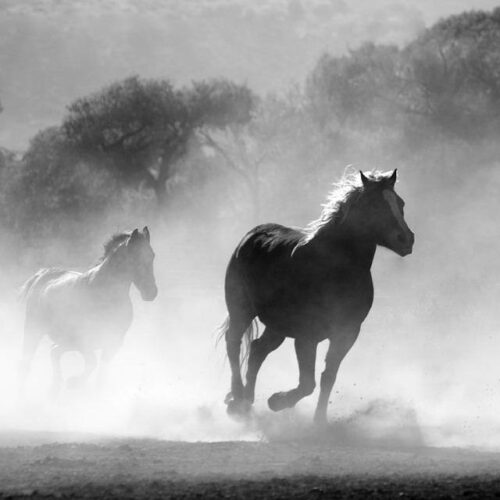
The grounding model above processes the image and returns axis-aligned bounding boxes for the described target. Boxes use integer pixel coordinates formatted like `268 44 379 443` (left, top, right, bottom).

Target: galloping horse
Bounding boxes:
19 227 157 395
221 170 414 424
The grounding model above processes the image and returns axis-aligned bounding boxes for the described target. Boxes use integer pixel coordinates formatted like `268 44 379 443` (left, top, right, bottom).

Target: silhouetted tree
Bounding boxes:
306 43 404 131
198 89 334 223
63 76 255 205
11 126 117 239
403 8 500 138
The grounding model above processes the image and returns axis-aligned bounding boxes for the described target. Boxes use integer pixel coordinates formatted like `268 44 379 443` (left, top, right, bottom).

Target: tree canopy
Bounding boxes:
62 76 255 203
403 8 500 137
306 9 500 142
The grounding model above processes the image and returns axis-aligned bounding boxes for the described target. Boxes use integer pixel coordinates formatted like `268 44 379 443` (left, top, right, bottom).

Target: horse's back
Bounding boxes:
23 268 84 325
22 268 77 302
23 266 132 348
231 223 303 268
228 223 302 282
42 270 84 299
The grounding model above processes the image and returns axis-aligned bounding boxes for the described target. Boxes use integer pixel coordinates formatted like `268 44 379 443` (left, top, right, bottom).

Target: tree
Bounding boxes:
197 88 336 224
306 43 404 131
197 90 307 223
9 126 118 240
402 8 500 139
63 76 255 205
305 9 500 147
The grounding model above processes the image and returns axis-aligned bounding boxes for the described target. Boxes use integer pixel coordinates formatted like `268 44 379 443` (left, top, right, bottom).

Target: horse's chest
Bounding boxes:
321 270 373 307
88 300 133 329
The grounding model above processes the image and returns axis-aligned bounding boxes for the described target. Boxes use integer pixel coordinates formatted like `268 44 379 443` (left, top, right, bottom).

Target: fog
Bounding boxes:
0 0 500 454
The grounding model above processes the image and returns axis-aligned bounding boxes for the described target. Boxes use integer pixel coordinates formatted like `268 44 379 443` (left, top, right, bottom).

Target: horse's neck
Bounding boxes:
309 221 377 269
88 253 132 293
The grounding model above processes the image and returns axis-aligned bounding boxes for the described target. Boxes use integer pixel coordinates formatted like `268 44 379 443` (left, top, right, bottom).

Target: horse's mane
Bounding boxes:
100 231 131 261
299 169 387 246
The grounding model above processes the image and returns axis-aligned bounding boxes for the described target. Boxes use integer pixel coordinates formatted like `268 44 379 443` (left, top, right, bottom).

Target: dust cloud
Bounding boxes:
0 0 500 455
0 164 499 452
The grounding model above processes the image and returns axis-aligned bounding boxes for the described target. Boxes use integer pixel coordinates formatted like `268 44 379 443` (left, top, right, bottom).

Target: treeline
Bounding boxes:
1 8 499 266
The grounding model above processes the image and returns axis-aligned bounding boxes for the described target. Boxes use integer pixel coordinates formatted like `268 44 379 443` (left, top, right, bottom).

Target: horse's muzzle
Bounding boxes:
141 285 158 301
395 230 414 256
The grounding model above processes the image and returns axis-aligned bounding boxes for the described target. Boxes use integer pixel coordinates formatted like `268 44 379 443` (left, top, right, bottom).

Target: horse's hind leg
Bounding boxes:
224 261 256 415
244 328 285 404
268 337 317 412
97 341 122 389
225 315 252 406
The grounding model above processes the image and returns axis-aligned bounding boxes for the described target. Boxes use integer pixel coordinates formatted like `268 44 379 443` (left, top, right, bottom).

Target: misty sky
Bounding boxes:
0 0 498 149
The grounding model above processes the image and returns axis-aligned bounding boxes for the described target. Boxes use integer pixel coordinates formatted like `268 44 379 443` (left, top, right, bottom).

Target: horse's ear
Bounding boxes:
388 169 397 188
360 171 370 187
143 226 150 242
128 229 140 245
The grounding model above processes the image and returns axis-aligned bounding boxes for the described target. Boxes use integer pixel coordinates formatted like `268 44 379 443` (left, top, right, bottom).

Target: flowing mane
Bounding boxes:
101 231 131 261
300 169 389 245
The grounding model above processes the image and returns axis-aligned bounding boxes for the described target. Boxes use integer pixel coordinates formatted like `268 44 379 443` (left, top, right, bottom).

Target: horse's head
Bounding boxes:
357 169 414 256
126 226 158 301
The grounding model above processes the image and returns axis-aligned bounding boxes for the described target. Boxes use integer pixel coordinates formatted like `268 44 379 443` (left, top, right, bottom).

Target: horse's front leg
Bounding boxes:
313 325 360 425
244 328 285 404
268 337 317 412
96 341 122 389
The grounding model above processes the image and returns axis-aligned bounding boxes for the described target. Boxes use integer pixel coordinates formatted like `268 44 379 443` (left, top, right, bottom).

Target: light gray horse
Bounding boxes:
19 227 157 395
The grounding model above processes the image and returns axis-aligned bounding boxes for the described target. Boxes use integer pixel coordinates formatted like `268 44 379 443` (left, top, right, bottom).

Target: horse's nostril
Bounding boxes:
397 233 406 244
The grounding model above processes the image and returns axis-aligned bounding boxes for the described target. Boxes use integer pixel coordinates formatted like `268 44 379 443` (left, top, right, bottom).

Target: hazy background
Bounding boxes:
1 0 500 448
1 0 500 150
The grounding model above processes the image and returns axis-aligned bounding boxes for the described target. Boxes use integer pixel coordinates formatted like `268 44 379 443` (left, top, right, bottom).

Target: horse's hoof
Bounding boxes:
313 414 329 428
268 392 289 412
226 398 252 419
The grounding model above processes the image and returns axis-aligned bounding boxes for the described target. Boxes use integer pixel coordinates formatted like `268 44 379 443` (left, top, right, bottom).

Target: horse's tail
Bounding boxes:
215 316 230 347
18 268 66 302
240 319 259 368
216 316 260 368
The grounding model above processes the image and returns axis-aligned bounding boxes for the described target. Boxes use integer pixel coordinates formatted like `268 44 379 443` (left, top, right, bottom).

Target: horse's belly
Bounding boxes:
43 298 133 349
257 281 373 339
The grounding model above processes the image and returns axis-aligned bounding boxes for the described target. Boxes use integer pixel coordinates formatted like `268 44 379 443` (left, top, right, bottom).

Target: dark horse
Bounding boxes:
19 227 157 395
221 170 414 424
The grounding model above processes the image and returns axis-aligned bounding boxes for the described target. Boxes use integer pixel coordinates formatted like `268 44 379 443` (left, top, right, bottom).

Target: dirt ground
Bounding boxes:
1 431 500 499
